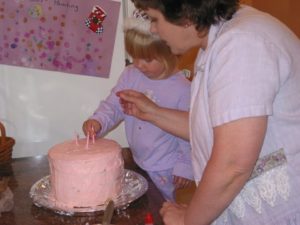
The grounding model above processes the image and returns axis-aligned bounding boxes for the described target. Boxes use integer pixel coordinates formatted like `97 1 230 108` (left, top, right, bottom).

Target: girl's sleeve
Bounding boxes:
89 67 131 136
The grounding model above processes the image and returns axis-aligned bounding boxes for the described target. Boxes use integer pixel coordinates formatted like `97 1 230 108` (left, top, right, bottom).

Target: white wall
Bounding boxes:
0 0 130 158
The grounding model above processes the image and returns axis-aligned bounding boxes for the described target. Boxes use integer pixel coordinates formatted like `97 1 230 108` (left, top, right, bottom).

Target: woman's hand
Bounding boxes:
160 202 187 225
117 89 190 140
82 119 101 137
116 89 159 121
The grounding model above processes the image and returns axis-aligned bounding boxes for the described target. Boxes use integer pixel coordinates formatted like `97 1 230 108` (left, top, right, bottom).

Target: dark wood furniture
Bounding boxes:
0 149 164 225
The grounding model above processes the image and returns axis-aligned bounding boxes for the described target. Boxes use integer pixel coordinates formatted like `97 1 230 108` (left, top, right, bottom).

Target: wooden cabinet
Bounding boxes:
244 0 300 37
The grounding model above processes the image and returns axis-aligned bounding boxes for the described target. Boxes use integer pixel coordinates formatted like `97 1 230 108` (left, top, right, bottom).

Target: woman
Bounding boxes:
118 0 300 224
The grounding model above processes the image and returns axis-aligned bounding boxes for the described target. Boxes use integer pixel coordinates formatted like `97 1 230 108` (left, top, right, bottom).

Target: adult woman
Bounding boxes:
118 0 300 224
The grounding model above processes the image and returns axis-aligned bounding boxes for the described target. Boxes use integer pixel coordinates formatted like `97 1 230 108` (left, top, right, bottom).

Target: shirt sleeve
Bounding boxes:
208 32 287 127
90 67 131 136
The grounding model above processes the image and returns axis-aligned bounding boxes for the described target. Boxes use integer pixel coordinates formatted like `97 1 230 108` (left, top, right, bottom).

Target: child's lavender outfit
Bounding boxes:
90 65 194 201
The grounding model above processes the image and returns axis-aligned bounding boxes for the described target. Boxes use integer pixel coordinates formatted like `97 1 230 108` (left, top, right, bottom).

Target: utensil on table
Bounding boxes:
102 199 114 225
92 199 114 225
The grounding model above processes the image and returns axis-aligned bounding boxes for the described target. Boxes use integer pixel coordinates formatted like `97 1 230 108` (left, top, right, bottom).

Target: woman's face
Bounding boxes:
146 8 207 54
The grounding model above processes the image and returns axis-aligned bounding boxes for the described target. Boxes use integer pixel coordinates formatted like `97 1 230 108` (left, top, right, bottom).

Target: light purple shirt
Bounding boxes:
90 65 193 180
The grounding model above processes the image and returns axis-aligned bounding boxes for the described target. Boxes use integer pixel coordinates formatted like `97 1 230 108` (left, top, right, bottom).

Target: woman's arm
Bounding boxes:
161 116 267 225
186 116 267 225
117 89 190 140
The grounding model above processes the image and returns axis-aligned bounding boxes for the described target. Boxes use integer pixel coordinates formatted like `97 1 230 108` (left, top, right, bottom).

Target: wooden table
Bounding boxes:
0 150 164 225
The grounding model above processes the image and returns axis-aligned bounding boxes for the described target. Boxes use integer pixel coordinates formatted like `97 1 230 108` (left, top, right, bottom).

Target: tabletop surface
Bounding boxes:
0 150 164 225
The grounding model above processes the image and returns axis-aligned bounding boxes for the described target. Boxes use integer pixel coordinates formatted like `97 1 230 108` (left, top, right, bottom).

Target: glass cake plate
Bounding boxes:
29 169 148 216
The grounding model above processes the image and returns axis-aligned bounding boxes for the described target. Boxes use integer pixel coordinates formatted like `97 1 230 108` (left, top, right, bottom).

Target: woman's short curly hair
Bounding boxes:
131 0 239 32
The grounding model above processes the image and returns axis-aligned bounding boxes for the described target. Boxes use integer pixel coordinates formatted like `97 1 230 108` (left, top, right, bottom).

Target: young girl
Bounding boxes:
82 9 194 202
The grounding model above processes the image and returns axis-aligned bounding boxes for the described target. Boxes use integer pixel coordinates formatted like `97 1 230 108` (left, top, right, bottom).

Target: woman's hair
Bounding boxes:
131 0 239 32
123 12 178 74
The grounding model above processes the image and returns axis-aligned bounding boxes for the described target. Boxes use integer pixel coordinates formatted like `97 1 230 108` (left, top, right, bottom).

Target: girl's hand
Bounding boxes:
82 119 101 137
160 201 186 225
173 176 194 189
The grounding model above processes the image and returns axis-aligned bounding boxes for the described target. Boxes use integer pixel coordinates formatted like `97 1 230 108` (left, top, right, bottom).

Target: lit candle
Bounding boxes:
92 126 95 144
86 133 90 149
75 132 79 146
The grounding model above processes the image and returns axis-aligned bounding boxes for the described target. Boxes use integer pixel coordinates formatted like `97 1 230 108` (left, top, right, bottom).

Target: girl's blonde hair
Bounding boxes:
123 15 178 75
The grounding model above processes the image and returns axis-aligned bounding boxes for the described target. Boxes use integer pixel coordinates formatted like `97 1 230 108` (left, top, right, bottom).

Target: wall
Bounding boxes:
252 0 300 37
0 0 128 158
242 0 300 37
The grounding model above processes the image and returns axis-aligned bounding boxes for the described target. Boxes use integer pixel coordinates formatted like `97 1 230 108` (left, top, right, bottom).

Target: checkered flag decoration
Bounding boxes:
85 6 107 34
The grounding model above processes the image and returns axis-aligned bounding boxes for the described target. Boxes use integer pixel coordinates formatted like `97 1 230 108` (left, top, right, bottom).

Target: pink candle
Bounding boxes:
92 126 95 144
86 133 90 149
75 132 79 146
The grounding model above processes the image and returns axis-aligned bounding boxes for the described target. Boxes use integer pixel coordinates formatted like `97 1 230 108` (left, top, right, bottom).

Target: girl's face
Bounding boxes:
146 8 208 54
132 58 167 80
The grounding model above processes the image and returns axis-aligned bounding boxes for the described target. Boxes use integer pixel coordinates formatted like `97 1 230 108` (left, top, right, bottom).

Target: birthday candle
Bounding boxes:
86 133 90 149
92 126 95 144
75 132 79 146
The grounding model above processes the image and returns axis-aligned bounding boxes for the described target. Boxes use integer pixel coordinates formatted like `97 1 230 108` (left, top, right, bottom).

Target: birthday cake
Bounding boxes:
48 137 124 210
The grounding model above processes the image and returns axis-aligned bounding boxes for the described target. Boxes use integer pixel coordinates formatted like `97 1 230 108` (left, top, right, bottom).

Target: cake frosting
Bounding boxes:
48 138 124 210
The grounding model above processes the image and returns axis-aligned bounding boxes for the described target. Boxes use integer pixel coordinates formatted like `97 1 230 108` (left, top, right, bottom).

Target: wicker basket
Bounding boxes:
0 122 15 164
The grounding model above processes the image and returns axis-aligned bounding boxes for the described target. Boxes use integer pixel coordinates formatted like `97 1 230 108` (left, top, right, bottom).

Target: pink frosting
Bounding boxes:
48 138 124 210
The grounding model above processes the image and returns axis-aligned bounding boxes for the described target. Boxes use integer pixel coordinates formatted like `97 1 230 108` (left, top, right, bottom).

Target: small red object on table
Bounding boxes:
144 212 154 225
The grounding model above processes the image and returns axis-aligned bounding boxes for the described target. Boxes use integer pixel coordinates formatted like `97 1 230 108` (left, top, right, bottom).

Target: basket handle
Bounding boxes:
0 121 6 144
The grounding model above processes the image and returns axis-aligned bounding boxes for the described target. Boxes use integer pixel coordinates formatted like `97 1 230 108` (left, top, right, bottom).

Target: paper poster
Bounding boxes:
0 0 120 78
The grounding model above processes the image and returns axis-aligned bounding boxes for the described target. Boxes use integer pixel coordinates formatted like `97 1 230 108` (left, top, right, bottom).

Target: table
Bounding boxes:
0 149 165 225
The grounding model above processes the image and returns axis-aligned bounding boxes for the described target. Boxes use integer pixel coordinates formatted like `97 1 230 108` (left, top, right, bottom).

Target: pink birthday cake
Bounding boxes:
48 138 124 210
